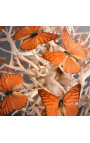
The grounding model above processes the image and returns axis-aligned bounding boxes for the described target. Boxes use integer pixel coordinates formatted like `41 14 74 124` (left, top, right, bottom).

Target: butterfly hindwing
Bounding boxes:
63 56 81 74
20 36 38 50
63 103 79 116
12 92 28 109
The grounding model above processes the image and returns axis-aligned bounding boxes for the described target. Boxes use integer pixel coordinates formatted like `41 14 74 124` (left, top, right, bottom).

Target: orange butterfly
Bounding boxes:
0 74 28 115
0 26 5 31
42 28 87 74
38 84 81 116
14 26 59 50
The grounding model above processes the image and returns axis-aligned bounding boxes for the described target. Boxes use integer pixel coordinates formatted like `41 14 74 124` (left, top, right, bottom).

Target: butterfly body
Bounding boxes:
24 32 39 41
30 32 38 38
5 90 13 96
59 99 64 108
64 51 71 57
38 84 81 116
59 100 64 116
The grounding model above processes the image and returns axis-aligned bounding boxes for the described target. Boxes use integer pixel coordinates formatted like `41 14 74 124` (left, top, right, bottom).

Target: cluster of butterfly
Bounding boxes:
0 26 87 116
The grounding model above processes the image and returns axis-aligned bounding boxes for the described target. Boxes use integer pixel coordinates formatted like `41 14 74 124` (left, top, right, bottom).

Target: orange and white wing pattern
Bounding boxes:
63 84 81 116
42 51 66 66
38 89 61 116
62 28 87 60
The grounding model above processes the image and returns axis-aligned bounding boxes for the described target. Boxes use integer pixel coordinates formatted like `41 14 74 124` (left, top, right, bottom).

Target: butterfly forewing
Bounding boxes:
62 28 87 60
37 32 59 43
5 74 23 91
62 28 75 52
42 51 66 66
63 84 81 103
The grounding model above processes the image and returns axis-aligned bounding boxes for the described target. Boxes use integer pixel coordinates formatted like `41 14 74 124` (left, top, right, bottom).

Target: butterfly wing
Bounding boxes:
63 104 79 116
38 89 61 116
1 92 28 115
0 76 8 92
14 26 39 40
42 51 66 66
63 84 81 116
63 56 81 74
19 32 59 50
62 28 87 60
5 74 23 91
37 32 59 44
19 36 38 50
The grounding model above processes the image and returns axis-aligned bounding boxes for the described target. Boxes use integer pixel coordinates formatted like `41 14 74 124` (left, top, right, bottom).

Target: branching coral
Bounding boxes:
0 26 90 116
